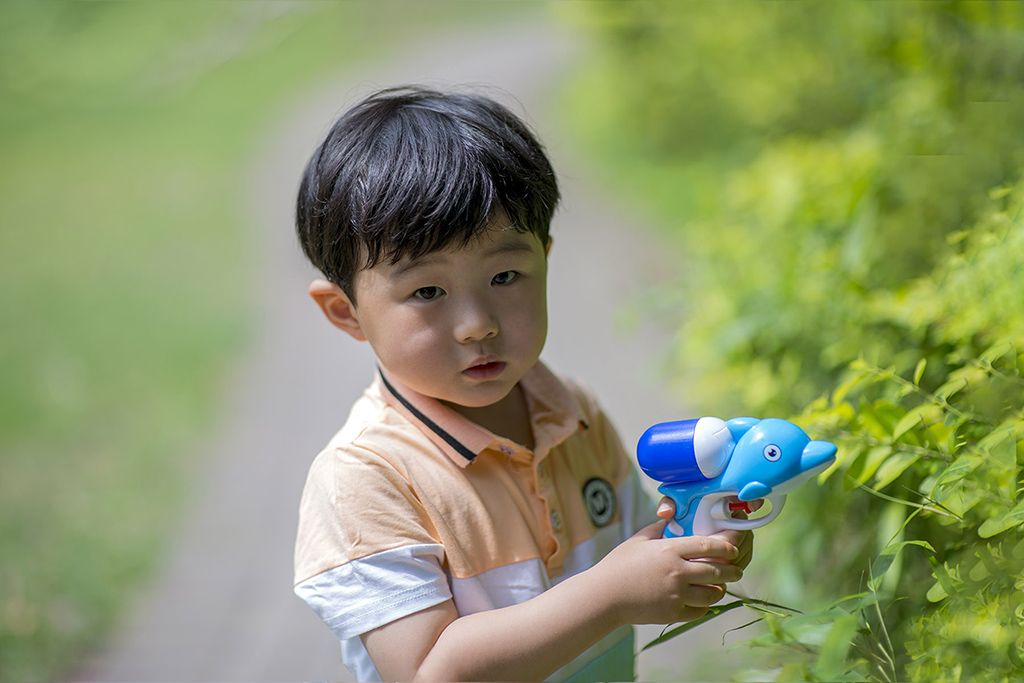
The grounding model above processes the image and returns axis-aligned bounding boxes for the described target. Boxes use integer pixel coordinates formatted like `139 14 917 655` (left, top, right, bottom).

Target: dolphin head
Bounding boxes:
723 418 838 497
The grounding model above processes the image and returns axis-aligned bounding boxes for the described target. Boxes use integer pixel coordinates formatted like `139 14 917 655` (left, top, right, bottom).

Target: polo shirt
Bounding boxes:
293 361 656 682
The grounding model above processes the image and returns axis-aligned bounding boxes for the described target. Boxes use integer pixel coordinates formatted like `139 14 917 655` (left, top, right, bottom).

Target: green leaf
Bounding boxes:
893 404 938 441
931 457 977 497
873 451 921 489
813 614 860 681
726 592 803 616
849 357 872 374
978 499 1024 538
833 372 866 404
856 446 893 484
1009 640 1024 669
936 486 985 518
980 338 1015 365
913 358 927 385
844 592 881 613
989 184 1014 200
778 663 811 681
859 400 901 438
926 555 958 603
968 558 991 582
926 580 948 603
946 228 973 244
935 376 968 402
869 540 935 591
732 668 784 683
774 613 836 648
977 425 1018 472
640 600 746 651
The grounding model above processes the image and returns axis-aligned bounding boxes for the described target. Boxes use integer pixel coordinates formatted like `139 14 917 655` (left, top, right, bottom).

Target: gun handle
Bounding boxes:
665 494 787 538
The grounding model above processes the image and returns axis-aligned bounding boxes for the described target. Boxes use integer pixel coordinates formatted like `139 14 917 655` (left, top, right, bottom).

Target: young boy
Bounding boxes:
292 86 751 682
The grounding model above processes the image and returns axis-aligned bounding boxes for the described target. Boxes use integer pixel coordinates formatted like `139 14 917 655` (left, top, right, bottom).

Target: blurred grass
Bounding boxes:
0 2 537 680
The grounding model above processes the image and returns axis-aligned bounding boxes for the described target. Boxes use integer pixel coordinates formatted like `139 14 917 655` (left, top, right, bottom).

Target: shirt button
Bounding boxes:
550 511 563 531
499 445 514 456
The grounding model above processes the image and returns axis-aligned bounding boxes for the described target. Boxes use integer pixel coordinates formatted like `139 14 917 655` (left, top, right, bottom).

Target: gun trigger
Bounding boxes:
728 500 752 514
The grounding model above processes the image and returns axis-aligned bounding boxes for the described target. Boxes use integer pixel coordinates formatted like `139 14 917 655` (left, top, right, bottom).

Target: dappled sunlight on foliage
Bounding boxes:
568 1 1024 680
785 188 1024 680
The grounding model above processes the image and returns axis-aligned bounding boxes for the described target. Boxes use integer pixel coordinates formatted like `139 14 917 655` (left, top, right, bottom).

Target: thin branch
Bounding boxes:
860 362 991 426
725 590 803 615
872 593 898 682
844 473 961 520
968 355 1024 387
834 429 952 464
722 617 764 645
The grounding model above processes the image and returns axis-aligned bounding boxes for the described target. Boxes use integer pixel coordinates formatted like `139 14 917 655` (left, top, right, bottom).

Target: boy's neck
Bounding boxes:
444 383 535 450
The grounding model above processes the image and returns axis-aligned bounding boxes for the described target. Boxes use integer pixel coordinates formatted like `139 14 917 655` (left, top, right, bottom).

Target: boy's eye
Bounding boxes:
413 286 443 301
492 271 518 285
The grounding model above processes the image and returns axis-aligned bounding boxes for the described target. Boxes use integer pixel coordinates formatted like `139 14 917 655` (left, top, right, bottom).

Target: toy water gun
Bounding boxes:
637 417 837 538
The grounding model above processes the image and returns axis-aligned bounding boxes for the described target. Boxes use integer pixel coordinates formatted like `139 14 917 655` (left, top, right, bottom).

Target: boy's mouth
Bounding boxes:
463 360 506 381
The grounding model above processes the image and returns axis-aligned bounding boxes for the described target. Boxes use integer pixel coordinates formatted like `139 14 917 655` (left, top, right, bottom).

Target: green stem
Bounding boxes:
844 474 961 520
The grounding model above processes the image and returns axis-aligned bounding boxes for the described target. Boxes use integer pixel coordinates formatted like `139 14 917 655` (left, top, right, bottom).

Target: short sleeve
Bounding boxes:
293 445 452 640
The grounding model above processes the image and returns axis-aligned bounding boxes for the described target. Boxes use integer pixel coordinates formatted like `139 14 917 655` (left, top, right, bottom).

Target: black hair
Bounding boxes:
295 86 560 302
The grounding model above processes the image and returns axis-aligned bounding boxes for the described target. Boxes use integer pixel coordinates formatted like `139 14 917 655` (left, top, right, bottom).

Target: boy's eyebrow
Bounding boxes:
388 253 443 281
388 233 536 281
481 237 536 258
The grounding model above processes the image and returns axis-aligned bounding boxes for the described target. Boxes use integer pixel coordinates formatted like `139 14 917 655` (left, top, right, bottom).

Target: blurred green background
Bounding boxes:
0 2 525 679
3 2 1023 682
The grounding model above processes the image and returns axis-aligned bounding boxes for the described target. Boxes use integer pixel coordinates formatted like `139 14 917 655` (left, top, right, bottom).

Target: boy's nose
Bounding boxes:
455 302 499 343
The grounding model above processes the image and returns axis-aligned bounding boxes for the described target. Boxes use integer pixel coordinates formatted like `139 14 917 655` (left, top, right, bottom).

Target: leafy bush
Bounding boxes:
746 181 1024 682
565 1 1024 680
569 1 1024 415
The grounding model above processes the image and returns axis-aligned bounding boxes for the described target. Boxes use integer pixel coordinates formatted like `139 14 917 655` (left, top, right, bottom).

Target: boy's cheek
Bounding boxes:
361 306 433 349
376 327 445 368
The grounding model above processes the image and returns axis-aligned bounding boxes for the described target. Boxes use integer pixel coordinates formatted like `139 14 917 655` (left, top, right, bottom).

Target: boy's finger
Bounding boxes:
711 528 744 547
685 558 743 585
706 529 754 571
669 535 739 561
656 496 675 520
681 583 727 607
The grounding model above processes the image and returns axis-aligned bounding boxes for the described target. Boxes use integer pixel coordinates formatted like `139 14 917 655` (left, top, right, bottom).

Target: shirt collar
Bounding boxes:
376 361 589 468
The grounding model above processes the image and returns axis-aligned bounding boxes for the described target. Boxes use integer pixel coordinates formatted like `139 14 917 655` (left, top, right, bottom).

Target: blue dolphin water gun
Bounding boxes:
637 417 837 538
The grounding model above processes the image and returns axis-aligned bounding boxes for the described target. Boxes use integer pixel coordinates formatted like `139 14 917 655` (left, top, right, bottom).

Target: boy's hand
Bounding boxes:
656 496 757 571
593 517 742 626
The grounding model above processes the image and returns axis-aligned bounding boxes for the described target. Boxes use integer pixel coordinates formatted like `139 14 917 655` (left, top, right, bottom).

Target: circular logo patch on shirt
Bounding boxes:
582 478 616 528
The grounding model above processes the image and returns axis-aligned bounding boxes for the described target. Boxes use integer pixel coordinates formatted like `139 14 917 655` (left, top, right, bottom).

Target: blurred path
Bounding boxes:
78 19 710 683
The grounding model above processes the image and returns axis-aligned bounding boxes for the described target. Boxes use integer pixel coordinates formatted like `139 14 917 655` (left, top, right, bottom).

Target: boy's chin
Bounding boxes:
443 376 531 409
440 389 513 411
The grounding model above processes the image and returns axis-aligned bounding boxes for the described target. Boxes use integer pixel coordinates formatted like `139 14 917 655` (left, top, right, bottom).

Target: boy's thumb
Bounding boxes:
633 518 670 541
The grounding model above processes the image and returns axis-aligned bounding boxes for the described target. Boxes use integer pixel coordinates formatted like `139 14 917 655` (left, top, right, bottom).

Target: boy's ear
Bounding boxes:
545 236 553 256
308 279 367 342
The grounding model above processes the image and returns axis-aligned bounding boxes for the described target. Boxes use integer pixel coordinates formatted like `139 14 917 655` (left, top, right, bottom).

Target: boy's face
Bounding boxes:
339 220 549 410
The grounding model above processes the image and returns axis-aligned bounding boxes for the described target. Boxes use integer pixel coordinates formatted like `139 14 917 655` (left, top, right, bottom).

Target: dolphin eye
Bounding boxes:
763 444 782 461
